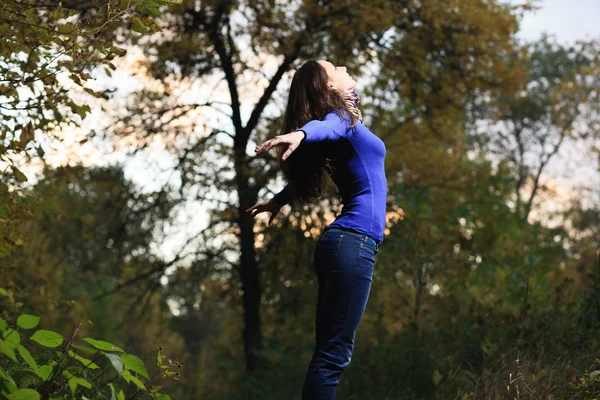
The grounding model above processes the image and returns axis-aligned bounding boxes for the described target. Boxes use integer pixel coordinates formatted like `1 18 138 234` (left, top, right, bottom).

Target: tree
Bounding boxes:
468 34 600 223
0 163 187 397
100 0 527 372
0 0 180 257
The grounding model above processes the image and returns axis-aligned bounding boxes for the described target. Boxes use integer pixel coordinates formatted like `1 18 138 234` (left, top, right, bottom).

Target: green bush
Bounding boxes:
0 287 182 399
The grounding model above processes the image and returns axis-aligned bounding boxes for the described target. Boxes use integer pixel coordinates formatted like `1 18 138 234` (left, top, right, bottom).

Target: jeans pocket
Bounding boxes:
355 244 376 282
320 233 344 259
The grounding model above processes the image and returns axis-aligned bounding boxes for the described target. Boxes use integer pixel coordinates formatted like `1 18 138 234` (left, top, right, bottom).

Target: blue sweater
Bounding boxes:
273 110 387 243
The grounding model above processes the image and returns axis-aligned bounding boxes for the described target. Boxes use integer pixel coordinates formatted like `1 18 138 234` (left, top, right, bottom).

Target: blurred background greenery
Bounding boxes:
2 0 600 398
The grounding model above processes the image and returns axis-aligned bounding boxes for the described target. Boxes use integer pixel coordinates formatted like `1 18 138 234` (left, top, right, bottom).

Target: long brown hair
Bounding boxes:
278 60 358 204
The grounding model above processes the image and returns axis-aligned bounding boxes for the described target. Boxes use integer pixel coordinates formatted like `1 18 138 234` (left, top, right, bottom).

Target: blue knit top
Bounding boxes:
273 110 387 243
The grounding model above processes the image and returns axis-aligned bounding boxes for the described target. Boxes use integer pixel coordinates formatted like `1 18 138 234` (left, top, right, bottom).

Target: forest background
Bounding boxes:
2 0 600 399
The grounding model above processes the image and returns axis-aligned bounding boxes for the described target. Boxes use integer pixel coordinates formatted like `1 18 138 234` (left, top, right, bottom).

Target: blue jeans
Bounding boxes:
302 227 379 399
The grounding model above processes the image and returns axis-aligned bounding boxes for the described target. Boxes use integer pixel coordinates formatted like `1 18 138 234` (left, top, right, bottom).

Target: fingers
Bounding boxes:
281 144 296 161
254 141 266 154
245 203 278 225
245 204 264 218
251 206 264 217
246 204 270 220
248 207 275 224
269 208 281 225
255 138 274 154
255 137 286 154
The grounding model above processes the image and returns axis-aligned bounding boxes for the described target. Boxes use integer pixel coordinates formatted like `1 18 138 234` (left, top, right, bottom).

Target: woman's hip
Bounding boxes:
315 227 377 281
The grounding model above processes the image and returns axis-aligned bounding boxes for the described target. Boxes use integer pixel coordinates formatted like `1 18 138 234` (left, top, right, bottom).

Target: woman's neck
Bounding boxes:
342 89 362 122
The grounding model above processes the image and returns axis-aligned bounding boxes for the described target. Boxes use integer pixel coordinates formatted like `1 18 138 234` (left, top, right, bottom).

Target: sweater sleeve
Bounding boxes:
300 110 354 142
273 183 294 206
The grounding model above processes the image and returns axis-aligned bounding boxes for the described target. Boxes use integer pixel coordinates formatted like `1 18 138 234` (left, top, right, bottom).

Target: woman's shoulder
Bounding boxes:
322 109 346 118
323 109 358 124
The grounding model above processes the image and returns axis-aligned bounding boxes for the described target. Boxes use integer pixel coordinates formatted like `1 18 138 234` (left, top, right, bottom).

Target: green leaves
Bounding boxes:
108 383 125 400
35 364 54 381
121 354 150 379
68 350 99 370
82 338 124 353
16 315 40 330
0 0 172 259
16 345 38 371
4 329 21 345
70 343 97 354
62 370 92 398
30 330 63 348
0 339 17 361
6 388 41 400
105 353 124 376
122 370 146 390
0 314 176 399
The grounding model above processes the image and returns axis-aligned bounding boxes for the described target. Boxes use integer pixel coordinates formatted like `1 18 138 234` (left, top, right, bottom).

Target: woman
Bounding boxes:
246 59 387 399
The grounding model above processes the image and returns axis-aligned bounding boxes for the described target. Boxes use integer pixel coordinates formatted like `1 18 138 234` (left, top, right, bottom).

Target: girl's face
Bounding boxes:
318 60 356 91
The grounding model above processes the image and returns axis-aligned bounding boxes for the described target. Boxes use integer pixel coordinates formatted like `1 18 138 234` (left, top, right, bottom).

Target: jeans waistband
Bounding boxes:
364 235 379 251
324 227 380 251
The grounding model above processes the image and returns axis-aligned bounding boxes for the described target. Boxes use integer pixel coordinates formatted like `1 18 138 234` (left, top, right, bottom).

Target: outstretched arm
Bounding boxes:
246 184 295 225
300 110 354 142
254 110 355 161
273 183 294 206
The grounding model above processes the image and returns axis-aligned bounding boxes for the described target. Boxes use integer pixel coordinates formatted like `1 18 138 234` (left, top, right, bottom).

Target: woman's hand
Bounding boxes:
245 199 283 226
255 130 305 161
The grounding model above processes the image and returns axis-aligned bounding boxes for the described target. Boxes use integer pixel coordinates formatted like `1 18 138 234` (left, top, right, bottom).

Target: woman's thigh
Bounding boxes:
315 229 376 345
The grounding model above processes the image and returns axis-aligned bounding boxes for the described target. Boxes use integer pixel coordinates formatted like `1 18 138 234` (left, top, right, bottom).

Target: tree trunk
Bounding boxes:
235 150 263 371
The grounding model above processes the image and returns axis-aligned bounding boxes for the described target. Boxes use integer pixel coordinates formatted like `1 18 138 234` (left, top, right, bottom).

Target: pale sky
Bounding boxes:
508 0 600 215
511 0 600 43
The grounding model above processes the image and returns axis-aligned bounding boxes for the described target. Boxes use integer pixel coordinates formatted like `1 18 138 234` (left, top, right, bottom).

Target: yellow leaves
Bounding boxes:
510 0 541 13
131 16 162 34
83 87 109 100
48 3 66 20
19 122 35 148
11 166 28 183
56 23 78 35
24 7 39 25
